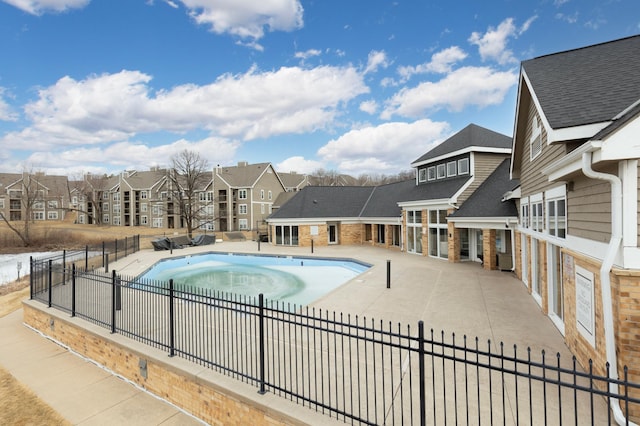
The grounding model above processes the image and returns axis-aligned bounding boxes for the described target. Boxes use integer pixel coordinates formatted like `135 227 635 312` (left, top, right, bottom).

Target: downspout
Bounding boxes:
581 152 635 426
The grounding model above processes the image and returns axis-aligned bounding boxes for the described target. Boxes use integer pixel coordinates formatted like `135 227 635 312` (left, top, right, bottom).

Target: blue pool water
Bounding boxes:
138 252 370 307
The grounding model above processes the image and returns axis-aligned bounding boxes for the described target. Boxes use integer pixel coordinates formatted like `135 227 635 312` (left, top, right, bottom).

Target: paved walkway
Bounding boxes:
0 241 607 424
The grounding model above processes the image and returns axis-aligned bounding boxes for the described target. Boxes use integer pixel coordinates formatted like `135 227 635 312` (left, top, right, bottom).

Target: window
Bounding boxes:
78 215 85 224
428 209 449 259
47 200 58 209
152 218 163 228
33 201 44 210
103 202 109 211
268 191 272 200
199 192 213 202
547 198 566 238
239 219 248 230
458 158 469 175
427 166 436 181
447 161 457 177
238 204 247 214
261 204 265 214
103 214 109 223
113 216 121 225
152 205 160 215
140 191 148 199
418 168 427 182
113 203 121 214
113 192 120 201
32 211 44 220
72 196 78 204
0 199 4 209
141 215 148 225
521 200 529 228
47 211 58 220
530 117 542 160
531 201 543 232
406 210 423 254
260 189 265 200
274 225 299 246
141 203 148 212
103 192 108 200
436 164 446 179
204 205 214 215
238 189 247 199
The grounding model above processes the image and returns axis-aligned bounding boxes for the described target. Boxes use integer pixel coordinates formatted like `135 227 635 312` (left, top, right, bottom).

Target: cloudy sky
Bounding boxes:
0 0 638 177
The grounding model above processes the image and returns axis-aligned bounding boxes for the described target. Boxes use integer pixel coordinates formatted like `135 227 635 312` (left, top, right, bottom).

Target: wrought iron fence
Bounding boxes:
29 256 640 425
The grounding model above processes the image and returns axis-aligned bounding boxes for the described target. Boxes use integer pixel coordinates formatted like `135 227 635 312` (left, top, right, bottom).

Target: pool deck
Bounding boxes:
0 240 606 424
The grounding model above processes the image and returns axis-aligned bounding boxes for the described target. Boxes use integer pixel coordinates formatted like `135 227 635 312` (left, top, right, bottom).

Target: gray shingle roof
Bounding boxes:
269 176 470 220
449 159 519 218
412 124 511 165
269 186 376 219
522 35 640 129
216 163 272 187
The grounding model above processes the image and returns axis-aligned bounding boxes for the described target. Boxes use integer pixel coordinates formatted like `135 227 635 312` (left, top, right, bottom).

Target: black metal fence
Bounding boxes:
30 256 640 425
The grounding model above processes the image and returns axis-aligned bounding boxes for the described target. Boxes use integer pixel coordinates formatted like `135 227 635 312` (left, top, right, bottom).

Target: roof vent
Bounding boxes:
238 161 248 167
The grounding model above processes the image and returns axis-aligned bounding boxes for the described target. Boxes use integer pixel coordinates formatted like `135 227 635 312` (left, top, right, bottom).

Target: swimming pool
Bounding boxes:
138 252 371 307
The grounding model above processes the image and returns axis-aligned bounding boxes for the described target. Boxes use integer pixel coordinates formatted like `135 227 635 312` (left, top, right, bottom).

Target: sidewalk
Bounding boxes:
0 308 203 426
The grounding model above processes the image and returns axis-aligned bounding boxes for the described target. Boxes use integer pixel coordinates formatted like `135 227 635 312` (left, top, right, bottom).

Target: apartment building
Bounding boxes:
0 172 70 222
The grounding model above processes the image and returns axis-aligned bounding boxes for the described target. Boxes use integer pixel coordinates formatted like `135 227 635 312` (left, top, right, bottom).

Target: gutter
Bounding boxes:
581 152 636 426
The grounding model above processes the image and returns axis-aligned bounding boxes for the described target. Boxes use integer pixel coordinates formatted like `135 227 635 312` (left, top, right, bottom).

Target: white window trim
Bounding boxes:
447 161 457 177
436 164 446 179
458 158 469 175
530 117 542 160
418 168 427 183
427 166 436 181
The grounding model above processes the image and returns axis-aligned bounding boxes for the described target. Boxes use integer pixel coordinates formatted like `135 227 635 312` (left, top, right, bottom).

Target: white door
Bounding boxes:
521 234 529 288
547 244 564 333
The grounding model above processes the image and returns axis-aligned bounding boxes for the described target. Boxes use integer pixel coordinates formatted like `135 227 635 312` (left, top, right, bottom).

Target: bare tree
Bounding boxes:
66 173 111 225
166 150 212 239
0 171 44 246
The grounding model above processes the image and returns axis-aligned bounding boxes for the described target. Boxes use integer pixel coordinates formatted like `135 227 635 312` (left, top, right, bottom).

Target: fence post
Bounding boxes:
71 264 76 317
85 245 88 270
104 253 109 274
102 241 105 268
258 293 266 394
418 320 426 426
111 270 117 334
62 250 66 285
169 279 175 357
29 256 34 300
125 236 128 257
115 239 118 262
115 275 122 311
48 259 52 308
387 260 391 289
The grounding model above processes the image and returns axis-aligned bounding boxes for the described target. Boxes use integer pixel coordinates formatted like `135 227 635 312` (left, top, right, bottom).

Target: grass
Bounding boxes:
0 222 171 426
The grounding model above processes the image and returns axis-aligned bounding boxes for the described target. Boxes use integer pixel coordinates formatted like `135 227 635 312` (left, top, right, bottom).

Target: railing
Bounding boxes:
29 259 640 425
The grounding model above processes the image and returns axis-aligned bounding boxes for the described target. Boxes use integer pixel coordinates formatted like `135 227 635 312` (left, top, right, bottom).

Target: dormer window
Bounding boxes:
458 158 469 175
418 168 427 183
447 161 457 177
427 166 436 181
530 117 542 160
436 164 446 179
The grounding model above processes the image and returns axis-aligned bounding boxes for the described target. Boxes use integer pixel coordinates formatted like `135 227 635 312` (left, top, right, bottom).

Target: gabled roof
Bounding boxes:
277 172 308 189
449 159 519 219
215 162 276 188
412 124 511 166
121 169 169 190
522 35 640 130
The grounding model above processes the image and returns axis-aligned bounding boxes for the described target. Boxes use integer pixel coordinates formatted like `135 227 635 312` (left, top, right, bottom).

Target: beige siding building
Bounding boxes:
0 172 70 223
510 35 640 422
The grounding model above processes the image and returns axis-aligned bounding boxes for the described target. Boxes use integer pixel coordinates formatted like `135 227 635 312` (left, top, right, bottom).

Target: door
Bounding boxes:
521 234 529 288
531 238 542 305
460 229 470 260
547 244 564 333
328 224 338 244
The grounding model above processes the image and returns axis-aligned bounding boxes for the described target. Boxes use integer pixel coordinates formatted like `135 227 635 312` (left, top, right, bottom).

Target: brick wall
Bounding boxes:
23 302 327 426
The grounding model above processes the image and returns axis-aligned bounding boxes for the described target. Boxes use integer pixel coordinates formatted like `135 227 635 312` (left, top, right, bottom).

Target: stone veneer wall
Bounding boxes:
22 302 328 426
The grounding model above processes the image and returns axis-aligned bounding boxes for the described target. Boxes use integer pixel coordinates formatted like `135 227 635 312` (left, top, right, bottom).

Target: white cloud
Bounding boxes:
468 18 519 65
276 156 324 174
2 0 89 15
363 50 390 74
294 49 322 60
556 12 578 24
398 46 468 81
359 100 378 115
25 136 239 175
2 65 369 149
318 119 450 174
178 0 303 42
0 88 18 121
381 66 518 119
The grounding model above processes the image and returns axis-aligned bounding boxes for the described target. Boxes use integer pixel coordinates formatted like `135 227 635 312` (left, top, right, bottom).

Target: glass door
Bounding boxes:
547 244 564 333
521 234 528 288
460 229 470 260
328 224 338 244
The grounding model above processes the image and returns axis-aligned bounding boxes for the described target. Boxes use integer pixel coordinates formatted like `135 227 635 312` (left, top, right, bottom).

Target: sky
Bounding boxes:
0 0 639 178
